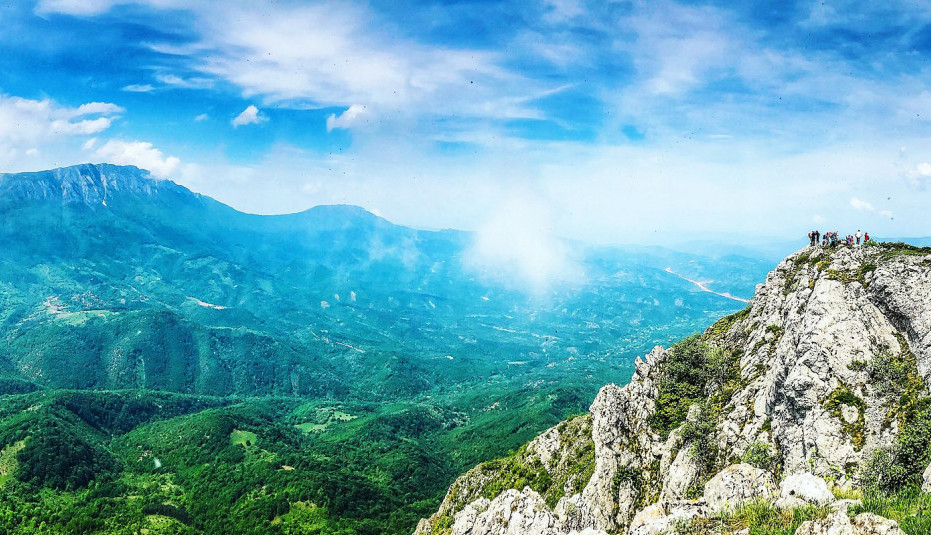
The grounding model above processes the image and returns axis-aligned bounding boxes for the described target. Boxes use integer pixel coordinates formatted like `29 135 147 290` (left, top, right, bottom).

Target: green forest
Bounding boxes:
0 387 594 534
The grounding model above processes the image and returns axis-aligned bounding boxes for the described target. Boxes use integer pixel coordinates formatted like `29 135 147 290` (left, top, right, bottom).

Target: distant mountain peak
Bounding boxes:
0 163 191 207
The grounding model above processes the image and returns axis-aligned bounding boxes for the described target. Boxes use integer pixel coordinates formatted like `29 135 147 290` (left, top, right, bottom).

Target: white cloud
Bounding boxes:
123 84 155 92
0 95 122 143
813 214 826 224
82 137 97 150
849 197 894 219
194 113 209 122
850 197 874 211
0 94 122 169
155 73 214 89
915 162 931 178
72 102 124 116
901 160 931 186
326 104 367 131
50 116 114 135
231 105 266 127
93 140 180 178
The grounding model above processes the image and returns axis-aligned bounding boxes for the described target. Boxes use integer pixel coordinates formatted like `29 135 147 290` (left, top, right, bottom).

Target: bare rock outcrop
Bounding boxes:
702 463 777 512
416 245 931 535
795 511 905 535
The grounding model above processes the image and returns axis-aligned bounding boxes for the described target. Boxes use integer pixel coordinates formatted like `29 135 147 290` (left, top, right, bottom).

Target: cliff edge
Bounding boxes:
415 243 931 535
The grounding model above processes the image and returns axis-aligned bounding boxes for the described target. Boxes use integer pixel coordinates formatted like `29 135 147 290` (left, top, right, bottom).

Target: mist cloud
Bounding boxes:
464 194 581 292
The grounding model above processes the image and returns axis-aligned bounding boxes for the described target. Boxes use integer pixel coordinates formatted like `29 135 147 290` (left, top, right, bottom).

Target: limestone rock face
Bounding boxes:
702 464 777 512
795 511 906 535
923 462 931 493
776 473 835 508
448 488 609 535
415 246 931 535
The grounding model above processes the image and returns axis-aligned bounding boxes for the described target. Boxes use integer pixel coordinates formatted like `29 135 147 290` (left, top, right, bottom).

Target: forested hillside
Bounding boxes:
0 164 770 534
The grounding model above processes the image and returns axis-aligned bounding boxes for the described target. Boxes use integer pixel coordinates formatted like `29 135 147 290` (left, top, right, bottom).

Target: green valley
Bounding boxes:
0 164 772 534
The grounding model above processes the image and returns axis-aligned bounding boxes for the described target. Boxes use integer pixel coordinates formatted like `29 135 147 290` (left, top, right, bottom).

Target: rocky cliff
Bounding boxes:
415 244 931 535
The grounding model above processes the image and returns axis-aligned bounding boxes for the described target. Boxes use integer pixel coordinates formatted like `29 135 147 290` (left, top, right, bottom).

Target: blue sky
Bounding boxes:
1 0 930 245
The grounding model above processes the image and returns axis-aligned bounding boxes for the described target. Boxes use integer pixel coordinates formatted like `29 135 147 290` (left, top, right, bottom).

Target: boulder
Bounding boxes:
776 472 835 508
851 514 907 535
923 462 931 493
703 464 777 512
795 511 905 535
661 448 703 501
627 501 709 535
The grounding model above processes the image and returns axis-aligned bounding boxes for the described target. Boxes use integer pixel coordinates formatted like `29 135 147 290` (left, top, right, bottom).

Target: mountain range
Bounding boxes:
0 163 779 534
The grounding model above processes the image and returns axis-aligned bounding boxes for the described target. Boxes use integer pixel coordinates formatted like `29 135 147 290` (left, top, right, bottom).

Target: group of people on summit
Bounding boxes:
808 229 869 247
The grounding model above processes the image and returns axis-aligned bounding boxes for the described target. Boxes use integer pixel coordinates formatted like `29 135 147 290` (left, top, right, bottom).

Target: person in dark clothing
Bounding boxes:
814 230 821 245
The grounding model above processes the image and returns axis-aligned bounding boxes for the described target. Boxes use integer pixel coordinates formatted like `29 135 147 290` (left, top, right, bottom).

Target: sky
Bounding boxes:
1 0 931 246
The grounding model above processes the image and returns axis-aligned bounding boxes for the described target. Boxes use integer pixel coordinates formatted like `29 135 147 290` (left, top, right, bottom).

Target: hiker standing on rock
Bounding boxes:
856 229 862 245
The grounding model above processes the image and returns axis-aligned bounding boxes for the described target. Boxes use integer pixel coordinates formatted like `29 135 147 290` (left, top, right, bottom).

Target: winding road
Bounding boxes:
664 267 751 304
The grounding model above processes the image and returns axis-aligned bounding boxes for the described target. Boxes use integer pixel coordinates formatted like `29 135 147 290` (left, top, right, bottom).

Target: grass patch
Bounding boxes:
826 269 864 285
229 429 257 448
682 500 833 535
831 485 862 500
876 242 931 260
294 422 327 433
851 487 931 535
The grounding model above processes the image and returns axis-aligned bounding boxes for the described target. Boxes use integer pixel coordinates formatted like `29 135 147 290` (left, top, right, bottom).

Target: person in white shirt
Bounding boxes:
856 230 862 245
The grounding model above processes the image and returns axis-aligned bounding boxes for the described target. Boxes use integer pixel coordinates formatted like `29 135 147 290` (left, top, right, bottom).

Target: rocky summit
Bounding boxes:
415 244 931 535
